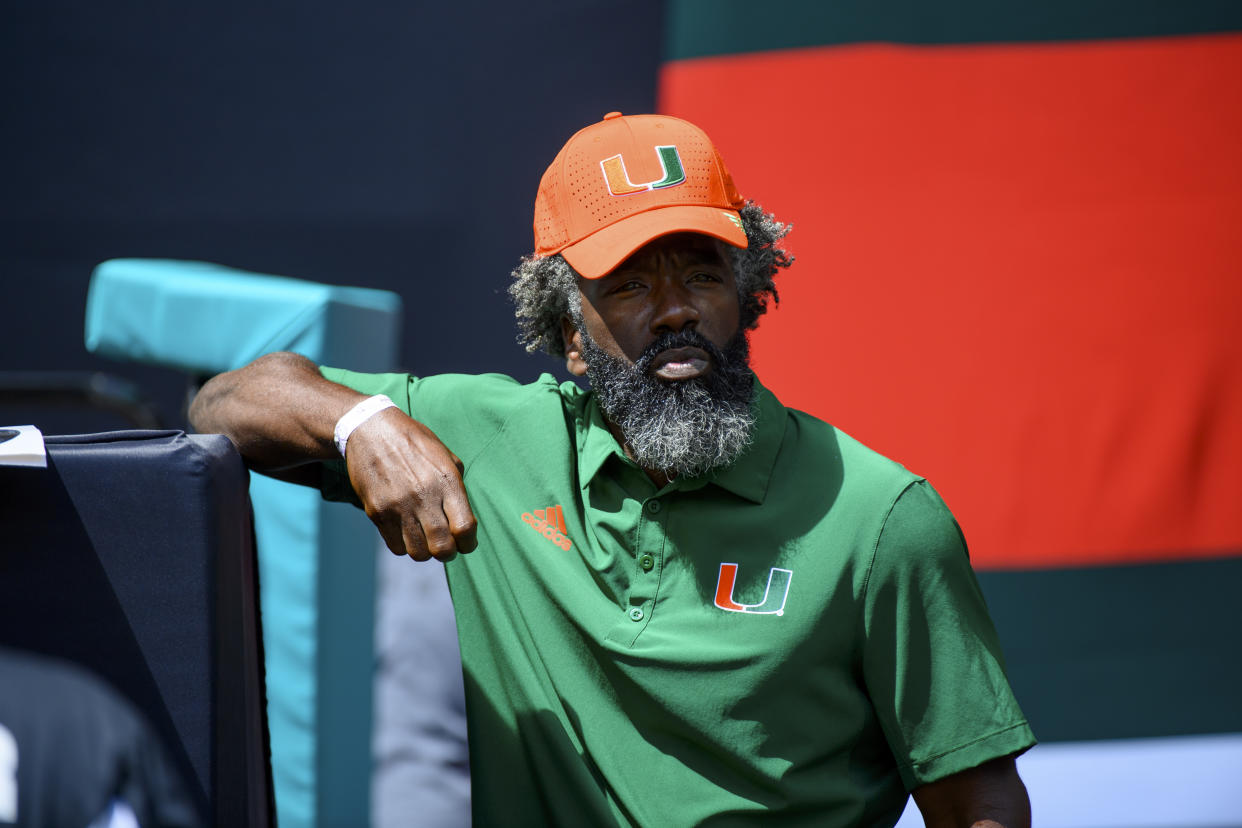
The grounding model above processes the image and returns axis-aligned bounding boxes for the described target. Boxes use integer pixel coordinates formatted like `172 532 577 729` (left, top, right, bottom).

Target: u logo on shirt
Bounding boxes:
714 563 793 616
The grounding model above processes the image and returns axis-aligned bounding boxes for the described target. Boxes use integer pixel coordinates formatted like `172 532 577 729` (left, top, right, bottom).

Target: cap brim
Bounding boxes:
561 205 748 279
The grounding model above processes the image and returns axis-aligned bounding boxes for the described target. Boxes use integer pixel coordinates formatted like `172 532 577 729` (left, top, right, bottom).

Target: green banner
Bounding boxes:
980 556 1242 743
667 0 1242 60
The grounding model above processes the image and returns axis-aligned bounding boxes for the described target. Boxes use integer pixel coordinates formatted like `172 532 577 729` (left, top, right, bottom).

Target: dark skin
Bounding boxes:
188 351 478 563
560 233 741 487
571 237 1031 825
188 231 1030 825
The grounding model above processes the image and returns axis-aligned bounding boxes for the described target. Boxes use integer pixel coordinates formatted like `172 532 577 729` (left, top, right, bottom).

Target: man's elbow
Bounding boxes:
188 364 251 437
188 352 309 434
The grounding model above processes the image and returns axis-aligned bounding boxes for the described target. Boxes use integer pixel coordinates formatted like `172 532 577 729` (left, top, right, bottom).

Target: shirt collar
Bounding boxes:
576 392 630 490
699 381 786 503
575 379 787 504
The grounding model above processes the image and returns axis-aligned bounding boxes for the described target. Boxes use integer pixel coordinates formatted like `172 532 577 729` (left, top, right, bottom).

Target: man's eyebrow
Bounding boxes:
611 242 726 275
677 251 728 268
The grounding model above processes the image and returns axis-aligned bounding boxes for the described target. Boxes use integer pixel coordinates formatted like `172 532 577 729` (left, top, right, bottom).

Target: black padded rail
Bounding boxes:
0 430 272 826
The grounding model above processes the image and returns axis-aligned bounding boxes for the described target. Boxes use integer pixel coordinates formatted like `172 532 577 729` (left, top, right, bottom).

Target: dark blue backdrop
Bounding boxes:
2 1 664 433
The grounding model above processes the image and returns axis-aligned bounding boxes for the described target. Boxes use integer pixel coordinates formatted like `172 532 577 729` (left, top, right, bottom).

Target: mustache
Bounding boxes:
633 329 727 375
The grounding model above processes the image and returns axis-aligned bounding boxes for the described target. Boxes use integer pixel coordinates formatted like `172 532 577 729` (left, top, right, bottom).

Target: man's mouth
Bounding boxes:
649 346 711 381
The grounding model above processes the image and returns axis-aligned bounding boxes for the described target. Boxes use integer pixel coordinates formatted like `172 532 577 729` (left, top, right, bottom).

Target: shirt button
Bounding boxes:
628 607 644 622
646 500 662 515
639 554 655 572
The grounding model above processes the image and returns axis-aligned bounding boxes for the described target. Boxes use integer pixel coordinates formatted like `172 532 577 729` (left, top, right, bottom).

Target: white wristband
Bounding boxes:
333 394 397 459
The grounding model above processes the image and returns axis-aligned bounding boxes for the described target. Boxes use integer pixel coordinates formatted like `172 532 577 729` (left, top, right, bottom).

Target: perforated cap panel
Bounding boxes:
532 113 746 275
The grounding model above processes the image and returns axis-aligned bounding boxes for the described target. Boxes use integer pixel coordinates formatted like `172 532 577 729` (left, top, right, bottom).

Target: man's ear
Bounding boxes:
561 316 588 377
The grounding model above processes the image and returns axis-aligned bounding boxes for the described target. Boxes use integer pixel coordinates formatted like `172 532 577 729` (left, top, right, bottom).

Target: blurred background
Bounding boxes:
2 1 666 433
4 1 1240 826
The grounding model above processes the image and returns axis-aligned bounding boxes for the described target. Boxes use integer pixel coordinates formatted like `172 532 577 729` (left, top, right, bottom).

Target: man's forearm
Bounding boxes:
189 351 365 471
193 352 478 560
911 757 1030 828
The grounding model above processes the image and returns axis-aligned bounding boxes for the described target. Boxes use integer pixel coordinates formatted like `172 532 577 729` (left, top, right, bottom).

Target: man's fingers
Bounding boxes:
418 507 461 562
400 513 433 562
442 486 478 554
373 512 412 559
349 416 477 563
372 491 472 563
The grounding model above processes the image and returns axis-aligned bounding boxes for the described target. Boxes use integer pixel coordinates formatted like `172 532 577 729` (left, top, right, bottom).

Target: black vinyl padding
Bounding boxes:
0 430 272 827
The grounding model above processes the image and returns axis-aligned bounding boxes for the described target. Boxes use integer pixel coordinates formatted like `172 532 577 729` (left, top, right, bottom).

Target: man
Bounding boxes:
191 112 1034 826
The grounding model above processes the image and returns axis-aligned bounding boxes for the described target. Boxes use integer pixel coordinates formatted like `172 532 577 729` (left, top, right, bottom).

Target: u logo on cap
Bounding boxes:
601 145 686 196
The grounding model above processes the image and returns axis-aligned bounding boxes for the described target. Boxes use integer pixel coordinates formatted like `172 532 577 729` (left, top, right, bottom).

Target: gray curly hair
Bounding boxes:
508 202 793 358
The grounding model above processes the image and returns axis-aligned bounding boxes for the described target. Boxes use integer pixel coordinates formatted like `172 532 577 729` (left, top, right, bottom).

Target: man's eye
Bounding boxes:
689 271 721 283
612 280 645 294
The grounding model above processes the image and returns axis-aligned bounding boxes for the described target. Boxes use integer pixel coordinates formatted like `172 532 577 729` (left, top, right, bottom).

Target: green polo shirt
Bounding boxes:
320 370 1034 827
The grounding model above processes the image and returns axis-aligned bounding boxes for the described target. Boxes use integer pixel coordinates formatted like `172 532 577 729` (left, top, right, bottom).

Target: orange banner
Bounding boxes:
661 33 1242 569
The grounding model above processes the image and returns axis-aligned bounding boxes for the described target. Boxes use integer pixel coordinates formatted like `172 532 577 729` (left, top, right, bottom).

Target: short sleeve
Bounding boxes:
314 368 559 506
861 480 1035 789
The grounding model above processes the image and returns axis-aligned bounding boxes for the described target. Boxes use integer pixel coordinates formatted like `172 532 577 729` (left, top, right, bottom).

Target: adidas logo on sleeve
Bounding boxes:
522 505 573 551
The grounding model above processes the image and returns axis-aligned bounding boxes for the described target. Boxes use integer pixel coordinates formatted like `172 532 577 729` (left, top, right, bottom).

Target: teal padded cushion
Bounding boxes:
85 258 401 374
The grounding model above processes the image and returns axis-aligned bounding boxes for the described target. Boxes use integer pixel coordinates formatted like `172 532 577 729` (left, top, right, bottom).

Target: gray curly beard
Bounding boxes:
578 327 756 478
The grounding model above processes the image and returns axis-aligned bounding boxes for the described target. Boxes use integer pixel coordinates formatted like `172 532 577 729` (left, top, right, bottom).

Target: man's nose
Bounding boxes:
649 283 699 334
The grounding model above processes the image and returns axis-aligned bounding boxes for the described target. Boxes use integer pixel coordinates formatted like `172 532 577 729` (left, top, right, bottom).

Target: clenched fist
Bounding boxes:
344 408 478 562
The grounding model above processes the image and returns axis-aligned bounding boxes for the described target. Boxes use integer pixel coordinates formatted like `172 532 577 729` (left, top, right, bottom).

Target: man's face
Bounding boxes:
564 233 742 378
560 233 756 478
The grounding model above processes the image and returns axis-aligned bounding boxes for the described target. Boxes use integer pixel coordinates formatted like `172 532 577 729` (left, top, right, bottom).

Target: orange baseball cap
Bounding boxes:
533 112 748 279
